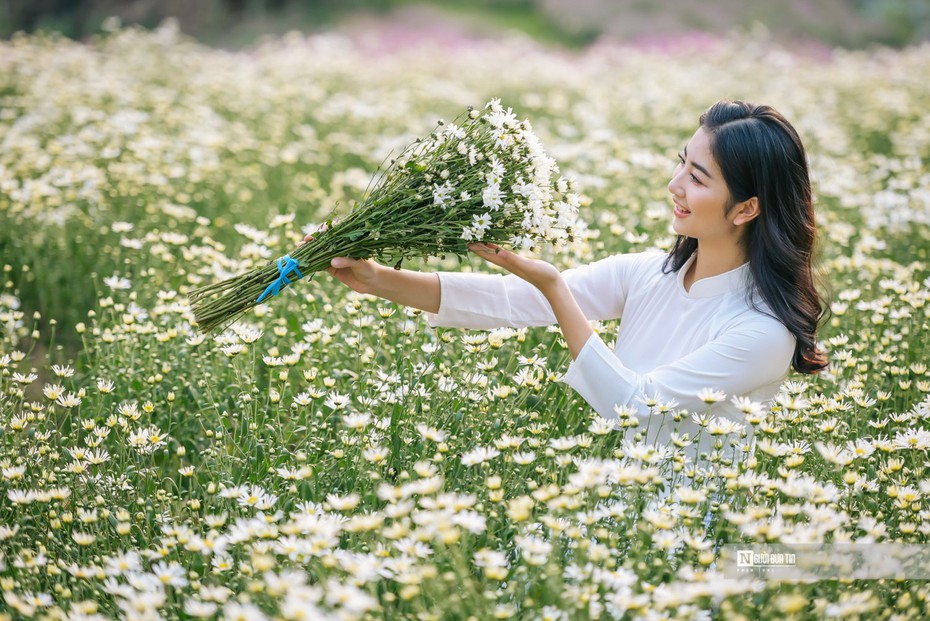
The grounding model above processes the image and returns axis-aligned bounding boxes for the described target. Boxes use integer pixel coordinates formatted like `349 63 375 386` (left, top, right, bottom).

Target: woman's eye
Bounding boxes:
690 174 701 185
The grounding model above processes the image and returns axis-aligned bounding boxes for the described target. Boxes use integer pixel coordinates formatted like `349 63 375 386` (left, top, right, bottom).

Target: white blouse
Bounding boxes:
427 251 795 459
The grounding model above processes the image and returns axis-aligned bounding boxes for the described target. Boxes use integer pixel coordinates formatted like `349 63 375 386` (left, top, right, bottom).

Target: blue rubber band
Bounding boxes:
256 255 303 303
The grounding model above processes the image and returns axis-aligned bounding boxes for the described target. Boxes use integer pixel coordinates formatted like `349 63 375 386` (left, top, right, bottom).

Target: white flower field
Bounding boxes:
1 20 930 620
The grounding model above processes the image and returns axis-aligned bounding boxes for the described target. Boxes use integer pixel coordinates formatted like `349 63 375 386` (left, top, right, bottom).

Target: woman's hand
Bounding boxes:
300 224 382 296
468 242 561 293
327 257 382 295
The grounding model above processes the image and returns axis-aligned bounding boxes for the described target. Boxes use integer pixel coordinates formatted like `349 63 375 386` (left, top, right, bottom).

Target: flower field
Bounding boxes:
2 21 930 620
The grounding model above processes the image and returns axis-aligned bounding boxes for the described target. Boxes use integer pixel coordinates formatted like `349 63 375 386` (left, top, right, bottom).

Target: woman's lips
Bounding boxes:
673 200 691 217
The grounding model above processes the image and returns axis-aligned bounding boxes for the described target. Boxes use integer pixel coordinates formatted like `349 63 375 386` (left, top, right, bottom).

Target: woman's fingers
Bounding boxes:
330 256 376 280
469 242 518 271
468 242 502 254
469 242 505 261
327 257 379 294
301 221 333 245
469 242 559 289
331 256 367 269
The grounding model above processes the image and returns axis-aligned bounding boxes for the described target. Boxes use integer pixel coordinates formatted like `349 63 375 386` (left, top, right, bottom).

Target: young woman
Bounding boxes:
308 100 828 461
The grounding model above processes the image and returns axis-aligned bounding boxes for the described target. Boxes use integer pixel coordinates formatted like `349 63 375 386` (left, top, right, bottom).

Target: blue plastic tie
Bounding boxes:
256 255 303 303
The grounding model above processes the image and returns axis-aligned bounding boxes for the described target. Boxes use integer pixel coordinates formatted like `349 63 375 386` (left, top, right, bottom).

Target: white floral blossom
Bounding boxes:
103 274 132 290
461 446 501 467
472 212 492 234
481 183 503 211
432 181 455 207
127 426 167 454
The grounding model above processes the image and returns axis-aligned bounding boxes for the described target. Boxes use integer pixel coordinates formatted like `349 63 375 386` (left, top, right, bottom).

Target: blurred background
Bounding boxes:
2 0 929 49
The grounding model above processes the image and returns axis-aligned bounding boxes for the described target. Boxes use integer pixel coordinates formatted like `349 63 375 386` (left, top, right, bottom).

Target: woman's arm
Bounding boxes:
467 243 593 360
428 250 651 330
322 251 594 352
324 243 597 360
326 256 441 314
317 250 643 332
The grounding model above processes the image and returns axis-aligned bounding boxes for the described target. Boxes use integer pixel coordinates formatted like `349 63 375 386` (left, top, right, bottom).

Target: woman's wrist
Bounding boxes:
539 276 594 360
537 274 569 301
364 261 388 294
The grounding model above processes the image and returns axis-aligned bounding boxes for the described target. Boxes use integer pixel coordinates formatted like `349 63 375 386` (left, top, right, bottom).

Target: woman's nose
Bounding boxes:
668 169 683 196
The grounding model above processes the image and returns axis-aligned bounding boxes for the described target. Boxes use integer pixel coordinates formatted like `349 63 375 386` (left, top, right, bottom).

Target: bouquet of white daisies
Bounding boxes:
189 99 579 333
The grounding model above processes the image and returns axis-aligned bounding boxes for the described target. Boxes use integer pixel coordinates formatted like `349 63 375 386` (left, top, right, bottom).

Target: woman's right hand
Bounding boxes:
327 257 382 295
302 224 439 312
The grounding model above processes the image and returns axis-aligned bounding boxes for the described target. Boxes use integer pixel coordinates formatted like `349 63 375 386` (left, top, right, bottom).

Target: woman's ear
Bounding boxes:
732 197 760 226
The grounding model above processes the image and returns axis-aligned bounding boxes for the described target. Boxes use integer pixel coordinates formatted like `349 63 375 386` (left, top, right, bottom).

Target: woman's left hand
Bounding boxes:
468 242 562 292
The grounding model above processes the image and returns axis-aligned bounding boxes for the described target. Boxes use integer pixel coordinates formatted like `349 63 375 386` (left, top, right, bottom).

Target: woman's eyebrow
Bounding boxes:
683 145 713 179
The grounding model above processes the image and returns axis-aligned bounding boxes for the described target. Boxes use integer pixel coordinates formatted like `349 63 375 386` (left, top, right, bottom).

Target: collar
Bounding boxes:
677 252 751 299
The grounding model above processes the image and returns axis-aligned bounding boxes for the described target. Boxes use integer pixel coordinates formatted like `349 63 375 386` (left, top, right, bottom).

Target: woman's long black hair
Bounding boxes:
663 100 828 374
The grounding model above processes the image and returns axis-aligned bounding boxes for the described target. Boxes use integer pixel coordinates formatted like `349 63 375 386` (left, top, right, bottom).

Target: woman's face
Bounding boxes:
667 126 741 244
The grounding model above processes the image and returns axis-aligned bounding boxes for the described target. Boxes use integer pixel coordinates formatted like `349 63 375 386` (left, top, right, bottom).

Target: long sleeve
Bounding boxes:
562 317 795 421
427 252 663 329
